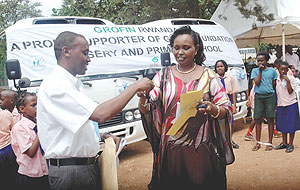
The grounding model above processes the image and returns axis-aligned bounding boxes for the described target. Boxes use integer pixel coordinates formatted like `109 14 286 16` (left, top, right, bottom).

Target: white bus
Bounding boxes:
3 17 248 146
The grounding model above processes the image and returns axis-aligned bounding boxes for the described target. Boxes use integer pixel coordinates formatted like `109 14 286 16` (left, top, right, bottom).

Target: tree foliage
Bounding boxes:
52 0 221 24
232 0 274 23
0 0 42 32
0 40 7 87
52 0 273 25
0 0 42 87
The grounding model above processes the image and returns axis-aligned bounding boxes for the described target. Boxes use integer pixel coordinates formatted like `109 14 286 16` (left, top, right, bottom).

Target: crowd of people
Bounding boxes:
1 25 300 190
244 49 300 153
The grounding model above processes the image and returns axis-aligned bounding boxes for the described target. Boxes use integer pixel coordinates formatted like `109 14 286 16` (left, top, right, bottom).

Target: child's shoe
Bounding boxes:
286 144 294 153
244 134 254 141
273 130 281 138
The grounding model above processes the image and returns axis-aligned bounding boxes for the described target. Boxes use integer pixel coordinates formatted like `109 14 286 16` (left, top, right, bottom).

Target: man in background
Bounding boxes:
283 45 300 71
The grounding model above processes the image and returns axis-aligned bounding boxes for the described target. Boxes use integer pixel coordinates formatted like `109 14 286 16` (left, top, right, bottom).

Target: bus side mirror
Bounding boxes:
18 77 31 88
6 59 21 80
5 59 31 91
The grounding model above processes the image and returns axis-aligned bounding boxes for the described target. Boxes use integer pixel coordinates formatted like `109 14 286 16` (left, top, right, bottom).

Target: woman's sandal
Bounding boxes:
265 145 273 151
252 144 260 151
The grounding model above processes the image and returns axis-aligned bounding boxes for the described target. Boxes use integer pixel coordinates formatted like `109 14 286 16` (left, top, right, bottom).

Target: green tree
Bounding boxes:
52 0 218 24
0 40 7 87
0 0 42 87
231 0 274 23
52 0 273 25
0 0 42 31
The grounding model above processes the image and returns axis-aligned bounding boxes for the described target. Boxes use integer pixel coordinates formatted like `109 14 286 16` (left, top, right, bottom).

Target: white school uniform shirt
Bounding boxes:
37 65 99 159
217 73 238 95
276 75 297 107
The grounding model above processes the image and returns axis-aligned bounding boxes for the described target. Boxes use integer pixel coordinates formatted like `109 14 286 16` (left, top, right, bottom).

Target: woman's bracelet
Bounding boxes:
211 105 220 118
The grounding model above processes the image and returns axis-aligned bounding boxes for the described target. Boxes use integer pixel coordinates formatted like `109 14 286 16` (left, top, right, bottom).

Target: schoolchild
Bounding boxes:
290 65 300 90
0 89 22 123
0 109 18 188
250 52 277 151
0 89 20 188
244 82 256 141
215 59 239 149
11 91 49 190
275 61 300 153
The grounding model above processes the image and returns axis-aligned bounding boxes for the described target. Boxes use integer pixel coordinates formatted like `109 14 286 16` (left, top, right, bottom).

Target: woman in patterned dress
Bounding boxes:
138 26 235 190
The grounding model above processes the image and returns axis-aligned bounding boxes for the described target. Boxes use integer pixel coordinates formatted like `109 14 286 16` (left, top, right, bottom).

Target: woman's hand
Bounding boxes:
138 91 150 113
137 91 147 98
197 101 212 115
197 101 223 119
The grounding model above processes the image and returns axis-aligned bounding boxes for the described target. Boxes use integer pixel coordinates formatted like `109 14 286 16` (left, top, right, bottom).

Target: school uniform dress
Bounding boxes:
276 75 300 133
11 117 49 189
37 65 100 190
274 68 294 104
0 110 17 188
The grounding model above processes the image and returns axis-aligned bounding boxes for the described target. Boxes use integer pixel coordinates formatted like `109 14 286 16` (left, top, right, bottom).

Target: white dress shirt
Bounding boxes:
37 65 99 159
284 53 300 71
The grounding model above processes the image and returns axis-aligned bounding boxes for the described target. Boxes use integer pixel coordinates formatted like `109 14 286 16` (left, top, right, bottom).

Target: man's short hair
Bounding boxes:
54 31 85 60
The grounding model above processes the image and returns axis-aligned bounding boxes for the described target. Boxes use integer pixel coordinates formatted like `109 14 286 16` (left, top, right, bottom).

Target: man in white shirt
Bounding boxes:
37 31 154 190
283 45 300 71
268 48 277 65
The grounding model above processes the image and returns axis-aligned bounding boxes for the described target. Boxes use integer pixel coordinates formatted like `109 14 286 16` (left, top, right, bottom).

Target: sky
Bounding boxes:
30 0 63 16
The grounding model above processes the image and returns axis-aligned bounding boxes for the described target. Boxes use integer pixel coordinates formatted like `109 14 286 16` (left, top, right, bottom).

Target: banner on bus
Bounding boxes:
6 23 243 81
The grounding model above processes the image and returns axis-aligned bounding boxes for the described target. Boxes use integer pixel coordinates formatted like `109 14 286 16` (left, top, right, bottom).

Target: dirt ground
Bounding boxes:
117 118 300 190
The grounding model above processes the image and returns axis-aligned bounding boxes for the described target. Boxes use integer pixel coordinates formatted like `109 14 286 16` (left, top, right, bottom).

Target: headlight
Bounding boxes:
236 93 241 102
133 109 141 119
124 111 134 121
241 92 247 101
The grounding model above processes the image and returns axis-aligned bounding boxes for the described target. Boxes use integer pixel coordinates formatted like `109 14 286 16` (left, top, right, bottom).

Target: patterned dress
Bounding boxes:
142 66 234 190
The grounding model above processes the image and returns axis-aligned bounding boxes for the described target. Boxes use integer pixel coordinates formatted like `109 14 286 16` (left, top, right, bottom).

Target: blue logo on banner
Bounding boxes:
31 58 46 71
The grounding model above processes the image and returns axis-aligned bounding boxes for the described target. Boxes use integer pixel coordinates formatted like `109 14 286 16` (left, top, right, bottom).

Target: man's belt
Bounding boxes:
50 157 97 166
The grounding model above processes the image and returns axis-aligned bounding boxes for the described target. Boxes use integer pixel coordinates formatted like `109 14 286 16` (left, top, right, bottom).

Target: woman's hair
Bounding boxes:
15 91 36 113
256 51 270 62
214 59 228 72
169 25 206 65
